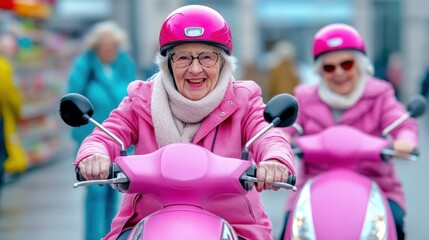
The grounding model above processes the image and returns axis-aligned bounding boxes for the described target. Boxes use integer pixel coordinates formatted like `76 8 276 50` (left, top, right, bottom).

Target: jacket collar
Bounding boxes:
130 78 240 143
301 78 382 126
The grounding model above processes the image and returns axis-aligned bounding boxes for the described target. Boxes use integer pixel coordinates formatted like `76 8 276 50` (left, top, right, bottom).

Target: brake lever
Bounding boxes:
381 148 419 162
240 175 297 192
73 173 129 188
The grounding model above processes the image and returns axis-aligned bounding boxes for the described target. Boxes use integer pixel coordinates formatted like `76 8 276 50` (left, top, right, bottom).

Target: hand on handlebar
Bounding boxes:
256 160 290 192
393 139 415 158
77 153 111 180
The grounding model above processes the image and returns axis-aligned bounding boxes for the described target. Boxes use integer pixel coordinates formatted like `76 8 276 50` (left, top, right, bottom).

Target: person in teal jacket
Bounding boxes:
67 21 137 240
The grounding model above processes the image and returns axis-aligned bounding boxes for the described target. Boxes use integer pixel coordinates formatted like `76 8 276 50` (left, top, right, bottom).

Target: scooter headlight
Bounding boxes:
221 221 238 240
292 181 316 240
360 183 388 240
130 219 145 240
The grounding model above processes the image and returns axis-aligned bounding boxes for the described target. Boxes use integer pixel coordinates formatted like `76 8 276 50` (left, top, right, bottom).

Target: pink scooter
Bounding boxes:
59 93 299 240
283 95 426 240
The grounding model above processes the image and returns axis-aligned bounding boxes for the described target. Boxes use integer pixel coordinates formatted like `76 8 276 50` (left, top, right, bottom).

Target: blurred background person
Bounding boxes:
374 49 403 100
419 50 429 99
386 51 404 100
265 40 300 99
0 32 27 205
67 21 137 240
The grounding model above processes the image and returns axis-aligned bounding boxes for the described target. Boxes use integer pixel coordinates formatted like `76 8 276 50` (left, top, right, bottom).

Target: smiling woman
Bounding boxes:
72 4 296 240
281 23 418 240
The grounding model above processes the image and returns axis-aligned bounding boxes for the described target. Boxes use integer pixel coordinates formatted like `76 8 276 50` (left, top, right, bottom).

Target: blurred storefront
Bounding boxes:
0 0 75 173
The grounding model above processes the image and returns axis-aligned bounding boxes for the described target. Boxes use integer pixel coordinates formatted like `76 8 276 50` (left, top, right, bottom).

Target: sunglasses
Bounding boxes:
322 60 355 73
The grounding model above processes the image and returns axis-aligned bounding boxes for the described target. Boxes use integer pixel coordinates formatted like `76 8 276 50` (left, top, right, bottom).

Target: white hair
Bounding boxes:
83 21 129 51
154 46 237 76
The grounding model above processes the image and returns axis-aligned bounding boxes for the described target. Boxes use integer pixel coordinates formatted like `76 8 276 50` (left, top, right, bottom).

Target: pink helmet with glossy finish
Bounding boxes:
313 23 366 60
159 5 233 56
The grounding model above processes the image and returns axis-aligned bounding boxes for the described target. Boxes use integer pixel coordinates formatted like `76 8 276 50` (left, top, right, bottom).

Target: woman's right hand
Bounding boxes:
78 153 111 180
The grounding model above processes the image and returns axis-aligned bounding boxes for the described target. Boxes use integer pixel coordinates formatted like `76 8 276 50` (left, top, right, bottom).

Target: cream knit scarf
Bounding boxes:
151 65 231 148
318 75 367 109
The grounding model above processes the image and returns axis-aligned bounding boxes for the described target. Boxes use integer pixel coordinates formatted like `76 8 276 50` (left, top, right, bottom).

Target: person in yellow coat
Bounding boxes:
0 33 27 198
266 40 300 98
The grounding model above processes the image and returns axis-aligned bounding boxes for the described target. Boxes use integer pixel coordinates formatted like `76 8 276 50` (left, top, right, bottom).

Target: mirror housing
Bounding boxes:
59 93 94 127
264 93 298 127
407 95 426 118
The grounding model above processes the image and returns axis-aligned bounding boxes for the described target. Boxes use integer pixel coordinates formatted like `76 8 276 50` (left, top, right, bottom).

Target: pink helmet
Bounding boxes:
159 5 233 56
313 23 366 60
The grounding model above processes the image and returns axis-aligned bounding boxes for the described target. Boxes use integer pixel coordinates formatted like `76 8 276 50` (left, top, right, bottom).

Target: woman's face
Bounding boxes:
320 51 360 95
96 33 119 64
170 43 222 100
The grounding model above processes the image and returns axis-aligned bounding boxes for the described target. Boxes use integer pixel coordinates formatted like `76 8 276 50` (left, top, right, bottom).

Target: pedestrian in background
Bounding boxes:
386 51 403 100
0 32 27 205
67 21 137 240
266 40 300 98
419 50 429 99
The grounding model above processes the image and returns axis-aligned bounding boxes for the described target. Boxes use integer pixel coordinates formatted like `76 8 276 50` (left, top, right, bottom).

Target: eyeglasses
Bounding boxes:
170 51 220 68
322 60 355 73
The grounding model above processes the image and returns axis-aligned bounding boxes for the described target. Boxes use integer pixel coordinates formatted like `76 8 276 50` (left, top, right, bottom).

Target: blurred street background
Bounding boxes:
0 0 429 239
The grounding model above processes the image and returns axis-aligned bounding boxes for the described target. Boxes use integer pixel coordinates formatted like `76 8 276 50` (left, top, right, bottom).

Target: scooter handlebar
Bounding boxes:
292 140 419 163
240 165 297 192
73 163 129 189
75 163 120 181
381 146 419 162
74 157 297 192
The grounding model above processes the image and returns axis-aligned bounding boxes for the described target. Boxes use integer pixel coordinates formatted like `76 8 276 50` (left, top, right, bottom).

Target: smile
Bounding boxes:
187 78 205 84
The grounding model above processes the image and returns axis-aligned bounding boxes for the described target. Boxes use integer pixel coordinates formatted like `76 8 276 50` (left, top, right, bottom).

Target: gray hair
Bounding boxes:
314 51 374 78
83 21 129 51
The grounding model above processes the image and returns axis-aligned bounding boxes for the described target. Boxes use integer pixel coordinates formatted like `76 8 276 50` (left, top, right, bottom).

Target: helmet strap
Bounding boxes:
167 55 178 90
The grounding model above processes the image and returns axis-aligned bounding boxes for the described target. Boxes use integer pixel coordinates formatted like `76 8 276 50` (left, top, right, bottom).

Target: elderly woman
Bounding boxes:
74 5 295 240
281 23 418 240
67 21 137 240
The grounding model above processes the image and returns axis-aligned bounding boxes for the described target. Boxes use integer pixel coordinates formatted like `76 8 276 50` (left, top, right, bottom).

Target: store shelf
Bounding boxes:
13 34 74 168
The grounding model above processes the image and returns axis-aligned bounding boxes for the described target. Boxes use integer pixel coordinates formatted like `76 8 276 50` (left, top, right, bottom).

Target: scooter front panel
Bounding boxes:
128 206 238 240
310 169 372 239
115 143 250 207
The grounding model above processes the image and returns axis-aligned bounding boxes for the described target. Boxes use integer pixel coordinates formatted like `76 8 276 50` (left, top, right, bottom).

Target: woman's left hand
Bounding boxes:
393 139 414 157
256 160 289 192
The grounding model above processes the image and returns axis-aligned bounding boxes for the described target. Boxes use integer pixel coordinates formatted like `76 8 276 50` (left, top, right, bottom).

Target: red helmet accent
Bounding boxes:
159 5 233 56
313 23 366 60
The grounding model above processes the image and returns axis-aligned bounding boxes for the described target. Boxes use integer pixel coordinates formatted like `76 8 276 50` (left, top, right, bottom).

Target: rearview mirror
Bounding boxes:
407 95 426 118
59 93 94 127
264 93 298 127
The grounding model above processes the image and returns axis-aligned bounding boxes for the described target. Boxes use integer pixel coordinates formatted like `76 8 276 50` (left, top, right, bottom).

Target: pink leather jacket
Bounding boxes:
75 78 295 240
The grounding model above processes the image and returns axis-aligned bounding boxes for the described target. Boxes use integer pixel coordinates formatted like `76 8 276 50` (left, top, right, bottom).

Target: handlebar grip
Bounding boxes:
381 146 420 162
75 164 118 182
410 149 419 157
287 174 296 186
75 168 86 181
